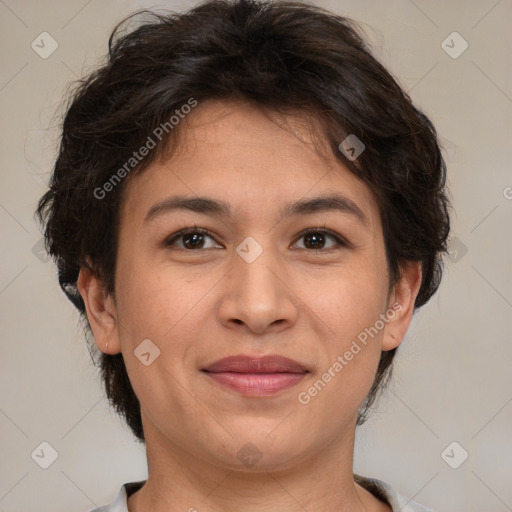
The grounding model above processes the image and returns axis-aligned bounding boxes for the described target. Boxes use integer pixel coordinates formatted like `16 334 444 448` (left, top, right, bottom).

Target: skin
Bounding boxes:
78 100 422 512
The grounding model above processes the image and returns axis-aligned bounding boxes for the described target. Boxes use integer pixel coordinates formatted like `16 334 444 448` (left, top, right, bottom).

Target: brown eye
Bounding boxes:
293 229 347 251
182 232 206 249
165 228 222 250
303 232 326 249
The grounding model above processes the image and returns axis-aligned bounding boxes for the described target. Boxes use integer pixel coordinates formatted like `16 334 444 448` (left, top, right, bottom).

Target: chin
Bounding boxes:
212 434 314 473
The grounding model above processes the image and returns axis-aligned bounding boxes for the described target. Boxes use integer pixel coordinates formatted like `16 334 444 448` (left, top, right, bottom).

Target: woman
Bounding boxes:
36 0 450 510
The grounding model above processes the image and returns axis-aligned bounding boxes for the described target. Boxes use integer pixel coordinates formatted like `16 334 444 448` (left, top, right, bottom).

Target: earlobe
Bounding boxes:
76 260 121 354
381 261 422 351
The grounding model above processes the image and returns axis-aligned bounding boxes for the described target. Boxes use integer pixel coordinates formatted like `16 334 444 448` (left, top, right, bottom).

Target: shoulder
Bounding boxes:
354 474 437 512
85 481 146 512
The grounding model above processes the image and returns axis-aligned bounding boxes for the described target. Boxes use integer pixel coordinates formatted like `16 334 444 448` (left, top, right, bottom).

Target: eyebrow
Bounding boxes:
143 194 368 226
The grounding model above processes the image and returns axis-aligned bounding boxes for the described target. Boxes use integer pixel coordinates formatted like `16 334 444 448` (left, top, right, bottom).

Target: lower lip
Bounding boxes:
203 371 307 396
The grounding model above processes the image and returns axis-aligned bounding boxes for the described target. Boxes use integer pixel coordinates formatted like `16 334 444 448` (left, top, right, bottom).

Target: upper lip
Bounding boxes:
202 355 309 374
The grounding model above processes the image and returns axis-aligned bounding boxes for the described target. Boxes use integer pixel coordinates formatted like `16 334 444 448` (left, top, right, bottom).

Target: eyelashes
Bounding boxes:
164 225 351 252
165 226 221 250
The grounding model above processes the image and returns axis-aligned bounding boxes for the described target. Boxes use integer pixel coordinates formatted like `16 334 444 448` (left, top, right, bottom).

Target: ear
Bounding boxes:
76 259 121 354
381 261 422 351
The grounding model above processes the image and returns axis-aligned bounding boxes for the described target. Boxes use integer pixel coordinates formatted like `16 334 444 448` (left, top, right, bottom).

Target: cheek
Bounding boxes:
114 258 216 358
113 264 204 410
315 261 388 336
299 279 387 419
114 266 166 342
309 261 388 395
115 248 176 329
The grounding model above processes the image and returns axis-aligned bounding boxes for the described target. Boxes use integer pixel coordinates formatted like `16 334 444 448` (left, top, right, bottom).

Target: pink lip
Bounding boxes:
202 355 309 396
203 355 308 373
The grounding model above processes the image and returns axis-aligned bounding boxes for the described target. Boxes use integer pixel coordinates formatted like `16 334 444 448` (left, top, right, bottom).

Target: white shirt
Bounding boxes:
87 475 436 511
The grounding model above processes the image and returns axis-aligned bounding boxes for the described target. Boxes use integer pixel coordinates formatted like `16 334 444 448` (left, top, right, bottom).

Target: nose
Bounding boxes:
217 246 299 335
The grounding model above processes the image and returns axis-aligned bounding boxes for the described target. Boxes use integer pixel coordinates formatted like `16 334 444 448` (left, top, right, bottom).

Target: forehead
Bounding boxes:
119 100 381 230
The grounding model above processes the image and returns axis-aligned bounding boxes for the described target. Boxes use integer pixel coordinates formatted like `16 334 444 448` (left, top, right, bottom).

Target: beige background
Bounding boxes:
1 0 511 511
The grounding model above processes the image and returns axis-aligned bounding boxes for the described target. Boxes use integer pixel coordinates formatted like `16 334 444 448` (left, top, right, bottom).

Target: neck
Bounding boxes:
127 419 390 512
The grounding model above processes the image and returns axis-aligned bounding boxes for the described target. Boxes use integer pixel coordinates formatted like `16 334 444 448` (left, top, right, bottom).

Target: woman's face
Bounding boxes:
83 100 418 471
